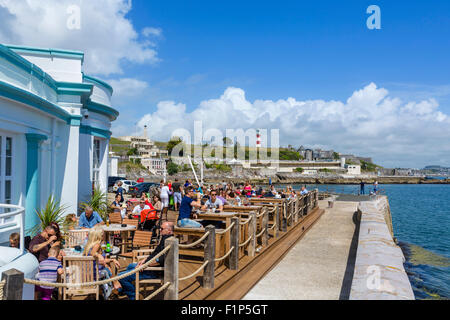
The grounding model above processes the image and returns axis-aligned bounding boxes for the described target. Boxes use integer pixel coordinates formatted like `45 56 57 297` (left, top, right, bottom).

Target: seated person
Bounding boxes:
201 191 223 212
63 213 78 231
114 222 174 300
78 206 104 229
200 191 224 229
83 226 121 300
300 186 308 195
152 195 162 211
131 200 151 219
9 232 20 248
110 194 127 218
177 186 202 228
35 246 63 300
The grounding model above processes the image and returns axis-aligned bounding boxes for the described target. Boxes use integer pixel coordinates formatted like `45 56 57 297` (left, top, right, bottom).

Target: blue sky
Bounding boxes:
0 0 449 168
121 0 450 111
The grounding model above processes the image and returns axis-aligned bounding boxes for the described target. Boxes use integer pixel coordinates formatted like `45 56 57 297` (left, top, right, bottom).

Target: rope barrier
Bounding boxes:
0 280 5 300
143 282 171 300
255 227 266 239
178 231 210 248
24 245 172 288
255 209 266 218
268 221 277 231
239 215 253 226
179 261 209 281
239 235 253 248
215 221 235 235
214 246 235 263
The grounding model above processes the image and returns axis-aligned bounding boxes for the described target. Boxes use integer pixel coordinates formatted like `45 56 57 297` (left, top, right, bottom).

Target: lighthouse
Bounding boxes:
256 129 261 148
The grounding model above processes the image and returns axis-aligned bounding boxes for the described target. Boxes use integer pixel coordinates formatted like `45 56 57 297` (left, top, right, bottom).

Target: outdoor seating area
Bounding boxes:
1 183 321 301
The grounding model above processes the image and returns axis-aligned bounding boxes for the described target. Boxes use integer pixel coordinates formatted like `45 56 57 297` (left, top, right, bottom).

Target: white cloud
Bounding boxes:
118 83 450 168
0 0 161 75
108 78 149 98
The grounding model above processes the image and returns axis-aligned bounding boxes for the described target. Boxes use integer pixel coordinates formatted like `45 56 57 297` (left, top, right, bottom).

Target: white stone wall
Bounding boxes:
350 197 415 300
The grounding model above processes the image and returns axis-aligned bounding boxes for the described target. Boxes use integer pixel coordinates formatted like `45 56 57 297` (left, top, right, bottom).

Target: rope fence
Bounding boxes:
239 235 254 248
215 221 235 235
239 216 253 226
178 231 210 248
178 261 209 281
143 282 171 300
214 246 235 263
23 245 172 289
0 280 5 300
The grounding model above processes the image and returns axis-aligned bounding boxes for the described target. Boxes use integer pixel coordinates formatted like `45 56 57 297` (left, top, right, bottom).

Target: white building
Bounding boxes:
0 44 118 240
346 164 361 175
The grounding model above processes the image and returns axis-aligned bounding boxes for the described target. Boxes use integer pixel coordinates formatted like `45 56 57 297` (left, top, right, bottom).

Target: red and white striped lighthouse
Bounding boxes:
256 129 261 148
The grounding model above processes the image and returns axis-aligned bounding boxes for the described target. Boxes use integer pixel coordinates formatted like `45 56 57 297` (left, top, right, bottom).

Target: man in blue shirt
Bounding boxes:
300 186 309 195
78 206 104 229
177 186 202 228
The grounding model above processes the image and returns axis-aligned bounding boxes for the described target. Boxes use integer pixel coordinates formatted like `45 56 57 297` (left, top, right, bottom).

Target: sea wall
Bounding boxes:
349 196 415 300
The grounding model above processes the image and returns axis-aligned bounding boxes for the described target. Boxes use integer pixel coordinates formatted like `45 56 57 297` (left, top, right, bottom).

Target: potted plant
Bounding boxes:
28 195 68 237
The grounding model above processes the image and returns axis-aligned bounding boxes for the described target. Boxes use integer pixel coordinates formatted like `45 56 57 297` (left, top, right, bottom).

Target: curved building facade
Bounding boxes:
0 44 119 240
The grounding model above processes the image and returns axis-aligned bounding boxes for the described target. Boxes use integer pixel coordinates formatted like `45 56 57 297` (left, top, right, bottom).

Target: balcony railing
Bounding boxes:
0 204 25 254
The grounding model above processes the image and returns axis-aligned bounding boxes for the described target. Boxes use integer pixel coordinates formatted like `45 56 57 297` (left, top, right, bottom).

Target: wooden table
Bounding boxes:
102 224 137 254
196 211 239 260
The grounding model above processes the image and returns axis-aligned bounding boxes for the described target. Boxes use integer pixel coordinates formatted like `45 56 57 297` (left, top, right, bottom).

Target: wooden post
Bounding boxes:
248 212 256 257
289 200 294 226
164 237 179 300
281 201 287 232
228 217 240 270
294 197 299 223
2 268 24 300
276 204 282 234
274 205 279 238
315 189 319 208
203 225 215 289
262 208 269 247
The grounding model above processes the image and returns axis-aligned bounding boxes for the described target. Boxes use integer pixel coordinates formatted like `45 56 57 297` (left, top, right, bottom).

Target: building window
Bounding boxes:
0 136 13 219
92 138 101 191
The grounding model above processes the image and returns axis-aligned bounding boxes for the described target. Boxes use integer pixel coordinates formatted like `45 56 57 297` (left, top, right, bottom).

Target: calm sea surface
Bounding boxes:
284 183 450 299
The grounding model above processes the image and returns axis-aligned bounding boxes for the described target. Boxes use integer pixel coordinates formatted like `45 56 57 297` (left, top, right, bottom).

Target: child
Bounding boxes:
9 232 19 248
35 246 63 300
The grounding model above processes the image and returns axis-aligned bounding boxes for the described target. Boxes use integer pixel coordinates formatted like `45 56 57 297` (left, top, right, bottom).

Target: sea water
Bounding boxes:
285 183 450 300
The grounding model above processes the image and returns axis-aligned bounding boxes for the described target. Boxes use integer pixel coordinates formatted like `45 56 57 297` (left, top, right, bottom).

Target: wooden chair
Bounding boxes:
122 218 139 242
132 249 164 300
62 256 99 300
109 211 122 224
117 230 154 259
66 230 89 248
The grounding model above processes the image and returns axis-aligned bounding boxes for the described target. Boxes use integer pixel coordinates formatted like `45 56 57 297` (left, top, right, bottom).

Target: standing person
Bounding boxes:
35 246 63 300
115 181 125 203
360 181 365 195
374 181 378 194
160 181 171 210
29 225 58 262
172 178 182 211
177 186 203 228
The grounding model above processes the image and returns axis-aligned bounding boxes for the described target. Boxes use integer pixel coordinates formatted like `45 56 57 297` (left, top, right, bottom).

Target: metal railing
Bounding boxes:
0 204 25 254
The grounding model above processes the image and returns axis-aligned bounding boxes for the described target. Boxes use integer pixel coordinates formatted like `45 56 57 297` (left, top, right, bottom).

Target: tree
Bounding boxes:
167 161 179 175
333 152 340 160
295 167 304 173
167 137 184 156
127 147 138 156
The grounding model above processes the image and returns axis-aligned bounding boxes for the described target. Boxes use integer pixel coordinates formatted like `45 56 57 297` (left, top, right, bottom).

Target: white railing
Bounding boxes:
0 204 25 255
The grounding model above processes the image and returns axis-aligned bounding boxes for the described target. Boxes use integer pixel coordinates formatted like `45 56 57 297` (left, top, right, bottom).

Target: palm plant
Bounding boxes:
80 185 109 222
28 195 68 236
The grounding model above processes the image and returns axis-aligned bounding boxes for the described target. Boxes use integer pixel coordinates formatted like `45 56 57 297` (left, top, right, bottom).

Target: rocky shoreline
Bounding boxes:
126 169 449 185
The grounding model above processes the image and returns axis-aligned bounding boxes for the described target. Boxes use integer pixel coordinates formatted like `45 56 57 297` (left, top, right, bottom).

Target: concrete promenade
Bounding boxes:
243 199 360 300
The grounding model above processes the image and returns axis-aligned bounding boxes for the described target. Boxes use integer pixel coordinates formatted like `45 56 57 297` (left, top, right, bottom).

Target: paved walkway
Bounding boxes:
243 200 359 300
